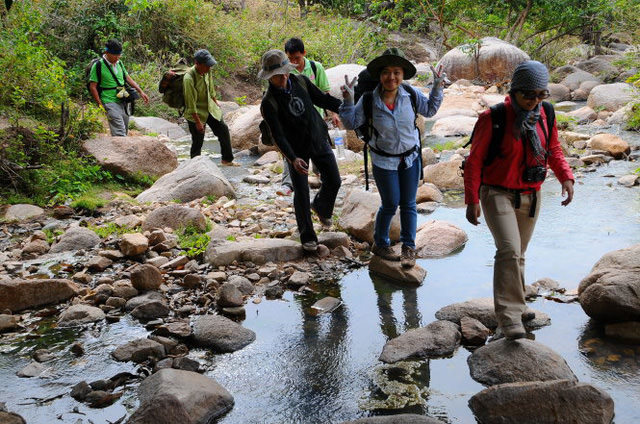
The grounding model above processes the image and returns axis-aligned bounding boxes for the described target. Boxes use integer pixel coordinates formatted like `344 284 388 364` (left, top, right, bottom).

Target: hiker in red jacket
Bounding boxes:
464 60 575 340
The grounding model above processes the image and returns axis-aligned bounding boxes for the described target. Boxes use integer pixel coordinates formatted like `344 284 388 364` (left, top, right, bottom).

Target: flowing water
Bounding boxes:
1 127 639 423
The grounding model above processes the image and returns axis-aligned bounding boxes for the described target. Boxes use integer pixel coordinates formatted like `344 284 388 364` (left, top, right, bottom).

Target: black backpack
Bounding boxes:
460 101 555 173
86 57 137 114
358 82 420 190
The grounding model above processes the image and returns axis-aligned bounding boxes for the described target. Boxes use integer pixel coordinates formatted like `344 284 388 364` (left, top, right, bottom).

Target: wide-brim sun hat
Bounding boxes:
258 49 297 80
367 47 417 80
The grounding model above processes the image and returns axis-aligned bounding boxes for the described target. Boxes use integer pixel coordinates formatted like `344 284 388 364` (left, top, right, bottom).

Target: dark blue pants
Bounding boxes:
188 114 234 162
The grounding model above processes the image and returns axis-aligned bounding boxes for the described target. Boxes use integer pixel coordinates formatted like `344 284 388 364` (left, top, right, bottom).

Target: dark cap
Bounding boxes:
194 49 217 67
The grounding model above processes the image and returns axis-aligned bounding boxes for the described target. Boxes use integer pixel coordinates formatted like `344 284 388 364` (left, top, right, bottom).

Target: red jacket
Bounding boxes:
464 96 574 204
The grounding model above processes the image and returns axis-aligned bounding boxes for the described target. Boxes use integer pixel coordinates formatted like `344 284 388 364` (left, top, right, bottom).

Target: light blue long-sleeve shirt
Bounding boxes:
339 84 443 170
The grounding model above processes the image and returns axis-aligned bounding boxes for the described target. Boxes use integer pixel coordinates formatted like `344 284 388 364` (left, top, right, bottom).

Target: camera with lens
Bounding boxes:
523 166 547 182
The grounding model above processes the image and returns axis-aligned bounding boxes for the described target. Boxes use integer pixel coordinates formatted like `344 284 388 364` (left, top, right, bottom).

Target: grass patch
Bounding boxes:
176 223 213 258
88 222 136 238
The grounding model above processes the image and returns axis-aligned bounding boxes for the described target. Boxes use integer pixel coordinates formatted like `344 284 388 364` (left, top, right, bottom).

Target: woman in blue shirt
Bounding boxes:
340 49 445 267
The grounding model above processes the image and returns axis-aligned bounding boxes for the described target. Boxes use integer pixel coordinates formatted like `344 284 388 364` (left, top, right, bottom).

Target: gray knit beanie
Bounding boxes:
510 60 549 91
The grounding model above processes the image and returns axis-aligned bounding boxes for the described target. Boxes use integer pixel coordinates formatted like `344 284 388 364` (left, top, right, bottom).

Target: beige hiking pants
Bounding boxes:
480 185 540 329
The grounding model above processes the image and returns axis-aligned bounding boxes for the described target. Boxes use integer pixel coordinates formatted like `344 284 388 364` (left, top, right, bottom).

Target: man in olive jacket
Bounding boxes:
259 49 342 252
183 49 235 164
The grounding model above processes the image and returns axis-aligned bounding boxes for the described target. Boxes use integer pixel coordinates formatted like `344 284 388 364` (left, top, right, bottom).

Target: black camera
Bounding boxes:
523 166 547 183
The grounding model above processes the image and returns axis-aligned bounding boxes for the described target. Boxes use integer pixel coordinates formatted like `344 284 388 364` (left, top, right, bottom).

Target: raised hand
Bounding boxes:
430 64 447 90
340 75 358 105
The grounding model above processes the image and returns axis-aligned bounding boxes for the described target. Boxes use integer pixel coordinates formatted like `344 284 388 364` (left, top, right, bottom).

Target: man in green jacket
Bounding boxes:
183 49 235 164
89 39 149 136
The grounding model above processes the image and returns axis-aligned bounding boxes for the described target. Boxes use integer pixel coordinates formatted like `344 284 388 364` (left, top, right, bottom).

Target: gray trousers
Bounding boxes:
104 102 129 136
480 185 540 329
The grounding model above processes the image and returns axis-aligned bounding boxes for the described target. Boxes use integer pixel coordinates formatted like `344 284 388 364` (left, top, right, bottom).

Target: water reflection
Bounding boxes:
370 273 423 341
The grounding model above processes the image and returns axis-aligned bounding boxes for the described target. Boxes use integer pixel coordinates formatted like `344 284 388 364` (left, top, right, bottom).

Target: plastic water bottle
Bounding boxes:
331 129 346 160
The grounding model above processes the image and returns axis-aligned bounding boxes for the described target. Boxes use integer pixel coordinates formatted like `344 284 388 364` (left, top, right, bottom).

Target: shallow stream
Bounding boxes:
0 126 639 423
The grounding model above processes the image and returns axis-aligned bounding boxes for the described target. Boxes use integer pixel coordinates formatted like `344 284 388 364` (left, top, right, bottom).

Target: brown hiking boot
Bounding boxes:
502 323 526 340
400 245 416 268
371 244 400 261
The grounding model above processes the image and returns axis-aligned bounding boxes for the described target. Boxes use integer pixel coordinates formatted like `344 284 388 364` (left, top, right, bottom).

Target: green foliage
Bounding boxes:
43 228 64 244
625 102 640 131
70 193 106 212
431 138 464 152
176 224 211 258
555 113 577 131
89 222 134 238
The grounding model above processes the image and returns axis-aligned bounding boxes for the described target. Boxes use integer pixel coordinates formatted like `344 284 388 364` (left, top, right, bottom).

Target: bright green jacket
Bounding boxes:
89 58 129 104
183 66 222 123
291 58 331 116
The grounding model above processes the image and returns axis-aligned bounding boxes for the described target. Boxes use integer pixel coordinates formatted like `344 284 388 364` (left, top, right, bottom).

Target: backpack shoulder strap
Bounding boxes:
309 60 317 80
402 82 420 141
484 102 507 166
541 101 555 146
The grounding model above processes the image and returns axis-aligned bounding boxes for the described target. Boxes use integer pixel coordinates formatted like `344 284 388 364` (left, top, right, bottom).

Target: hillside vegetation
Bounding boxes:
0 0 639 206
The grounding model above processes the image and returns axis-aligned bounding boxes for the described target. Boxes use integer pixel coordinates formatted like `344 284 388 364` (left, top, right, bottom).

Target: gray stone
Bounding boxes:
136 155 235 203
415 220 467 257
0 279 79 313
17 361 47 378
217 283 244 307
131 301 170 320
130 116 187 139
143 205 207 232
127 393 192 424
125 291 166 311
227 275 254 295
369 257 427 286
618 174 639 187
192 314 256 353
3 204 44 221
86 255 113 271
119 233 149 256
578 243 640 322
339 189 400 244
58 304 105 326
423 159 465 190
311 296 342 314
587 82 638 112
83 135 177 179
0 411 26 424
468 339 577 386
460 316 491 345
70 381 92 401
173 356 201 373
49 226 101 253
469 380 614 424
287 271 311 288
205 238 304 266
131 264 164 291
341 414 444 424
0 314 20 333
379 320 460 363
317 231 350 249
112 338 166 362
137 369 233 424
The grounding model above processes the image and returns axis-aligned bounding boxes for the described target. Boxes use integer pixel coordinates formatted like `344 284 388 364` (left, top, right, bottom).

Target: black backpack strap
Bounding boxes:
309 60 317 81
102 58 125 88
96 59 103 92
541 101 554 148
484 102 506 166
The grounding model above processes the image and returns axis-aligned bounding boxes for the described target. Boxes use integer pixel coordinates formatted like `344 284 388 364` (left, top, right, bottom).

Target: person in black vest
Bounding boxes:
259 49 342 252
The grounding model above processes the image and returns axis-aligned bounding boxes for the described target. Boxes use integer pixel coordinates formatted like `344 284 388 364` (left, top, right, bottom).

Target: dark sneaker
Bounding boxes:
502 323 526 340
311 204 332 228
302 241 317 252
371 244 400 261
521 310 536 321
400 245 416 268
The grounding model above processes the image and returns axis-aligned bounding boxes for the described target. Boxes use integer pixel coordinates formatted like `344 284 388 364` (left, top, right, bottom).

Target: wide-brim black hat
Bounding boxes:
367 48 416 80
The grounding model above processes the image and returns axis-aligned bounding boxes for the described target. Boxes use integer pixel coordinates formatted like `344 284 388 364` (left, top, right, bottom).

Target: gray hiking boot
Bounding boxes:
371 244 400 261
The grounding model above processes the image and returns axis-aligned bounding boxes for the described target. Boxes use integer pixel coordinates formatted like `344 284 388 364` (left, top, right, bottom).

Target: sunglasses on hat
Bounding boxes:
519 90 550 100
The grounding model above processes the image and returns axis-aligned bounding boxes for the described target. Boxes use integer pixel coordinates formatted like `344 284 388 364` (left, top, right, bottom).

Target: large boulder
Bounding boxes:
0 279 80 312
438 37 529 83
2 204 44 221
82 135 178 178
575 56 622 82
49 226 101 253
587 133 631 159
430 116 477 137
578 243 640 322
325 64 366 99
129 116 187 139
341 414 444 424
142 205 207 232
423 159 464 190
126 393 192 424
338 189 400 244
58 304 105 326
560 70 600 91
587 82 638 112
547 83 571 102
468 339 577 386
136 155 235 203
226 105 261 150
415 220 467 257
192 314 256 352
469 380 614 424
368 257 427 286
379 320 461 363
137 369 234 423
205 238 304 266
